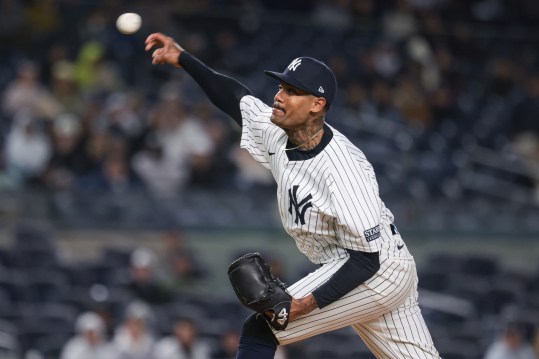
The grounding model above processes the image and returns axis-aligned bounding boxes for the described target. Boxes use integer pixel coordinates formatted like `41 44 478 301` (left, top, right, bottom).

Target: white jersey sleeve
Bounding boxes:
239 95 274 170
327 138 383 253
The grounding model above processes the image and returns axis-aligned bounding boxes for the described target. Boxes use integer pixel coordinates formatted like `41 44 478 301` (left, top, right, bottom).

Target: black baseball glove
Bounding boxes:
227 252 292 330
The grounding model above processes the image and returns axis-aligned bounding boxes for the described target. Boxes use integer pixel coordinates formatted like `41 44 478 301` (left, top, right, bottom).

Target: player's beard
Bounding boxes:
270 105 286 126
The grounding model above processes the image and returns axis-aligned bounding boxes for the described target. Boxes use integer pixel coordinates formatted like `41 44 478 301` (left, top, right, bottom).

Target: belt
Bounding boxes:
390 223 399 235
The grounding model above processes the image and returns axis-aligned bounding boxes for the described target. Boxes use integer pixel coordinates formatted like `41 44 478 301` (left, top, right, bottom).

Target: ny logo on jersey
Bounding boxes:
287 58 302 71
288 185 312 225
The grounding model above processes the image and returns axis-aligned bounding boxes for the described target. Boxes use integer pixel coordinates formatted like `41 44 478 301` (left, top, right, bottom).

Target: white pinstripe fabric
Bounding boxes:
239 95 440 358
239 95 397 263
352 277 440 358
275 255 440 358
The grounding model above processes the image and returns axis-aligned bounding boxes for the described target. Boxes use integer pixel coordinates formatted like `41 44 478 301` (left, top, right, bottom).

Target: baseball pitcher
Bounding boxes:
146 32 441 359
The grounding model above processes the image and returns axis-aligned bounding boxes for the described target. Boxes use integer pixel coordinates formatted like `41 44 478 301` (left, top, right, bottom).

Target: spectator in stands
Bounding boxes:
153 318 212 359
2 60 60 119
4 111 51 185
532 327 539 358
86 152 138 194
382 0 417 41
392 75 433 128
44 113 85 190
484 322 536 359
60 311 117 359
212 329 239 359
73 41 123 94
125 247 173 304
50 60 84 115
102 91 145 139
342 81 367 112
131 133 184 197
361 79 402 124
311 0 353 29
230 147 274 190
164 250 204 291
82 128 108 166
510 74 539 137
372 41 402 80
350 0 376 27
112 301 156 359
152 86 215 190
162 228 187 255
508 74 539 202
159 229 206 294
186 104 236 189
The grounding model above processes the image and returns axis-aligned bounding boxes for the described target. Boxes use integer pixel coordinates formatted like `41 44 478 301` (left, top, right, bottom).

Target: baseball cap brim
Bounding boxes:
264 71 317 96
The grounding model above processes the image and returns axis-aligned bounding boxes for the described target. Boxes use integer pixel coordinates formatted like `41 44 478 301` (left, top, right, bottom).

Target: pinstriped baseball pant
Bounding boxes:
273 253 441 358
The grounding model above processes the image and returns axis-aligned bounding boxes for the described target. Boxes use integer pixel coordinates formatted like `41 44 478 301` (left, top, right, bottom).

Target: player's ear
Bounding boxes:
311 97 327 114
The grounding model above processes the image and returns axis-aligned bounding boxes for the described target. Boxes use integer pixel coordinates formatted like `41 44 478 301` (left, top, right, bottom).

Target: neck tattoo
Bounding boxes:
285 126 324 151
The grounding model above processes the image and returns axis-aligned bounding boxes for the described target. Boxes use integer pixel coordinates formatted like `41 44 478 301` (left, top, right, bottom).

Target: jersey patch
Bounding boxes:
364 225 380 242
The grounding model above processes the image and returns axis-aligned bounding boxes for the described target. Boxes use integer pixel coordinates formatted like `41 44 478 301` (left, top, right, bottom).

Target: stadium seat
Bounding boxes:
418 271 450 292
9 248 59 269
14 304 76 353
102 246 132 268
33 333 72 359
0 320 17 339
32 303 78 327
435 338 482 359
0 271 28 303
0 331 19 359
63 261 127 288
162 301 210 323
196 317 232 342
17 320 73 356
303 336 354 358
424 252 464 273
444 274 490 310
480 284 521 316
56 286 92 312
13 225 55 251
23 269 71 303
461 255 500 278
0 248 12 268
0 303 26 327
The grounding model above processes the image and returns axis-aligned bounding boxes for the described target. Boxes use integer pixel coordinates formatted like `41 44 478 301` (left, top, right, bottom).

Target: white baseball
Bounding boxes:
116 13 142 34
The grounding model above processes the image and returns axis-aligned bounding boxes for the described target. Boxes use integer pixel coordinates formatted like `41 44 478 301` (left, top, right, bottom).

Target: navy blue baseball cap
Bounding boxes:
264 57 337 107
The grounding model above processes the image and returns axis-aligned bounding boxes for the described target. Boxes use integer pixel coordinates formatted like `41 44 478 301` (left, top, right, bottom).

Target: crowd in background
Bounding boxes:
0 0 538 203
0 224 295 359
0 223 538 359
54 228 244 359
1 0 539 358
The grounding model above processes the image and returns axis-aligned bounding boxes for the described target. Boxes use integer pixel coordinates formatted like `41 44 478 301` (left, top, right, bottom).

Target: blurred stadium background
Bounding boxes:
0 0 539 358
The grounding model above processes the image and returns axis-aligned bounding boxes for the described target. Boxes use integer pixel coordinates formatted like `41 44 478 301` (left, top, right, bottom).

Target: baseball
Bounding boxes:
116 13 142 34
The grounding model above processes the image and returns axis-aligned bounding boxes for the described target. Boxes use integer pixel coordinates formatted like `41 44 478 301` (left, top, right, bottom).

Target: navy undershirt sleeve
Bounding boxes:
178 52 252 126
312 249 380 309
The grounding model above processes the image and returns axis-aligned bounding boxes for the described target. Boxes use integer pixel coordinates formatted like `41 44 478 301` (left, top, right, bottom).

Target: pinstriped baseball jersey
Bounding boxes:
240 95 403 264
238 94 440 358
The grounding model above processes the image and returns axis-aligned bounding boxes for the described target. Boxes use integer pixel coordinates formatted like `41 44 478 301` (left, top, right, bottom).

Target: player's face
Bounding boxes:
271 82 322 130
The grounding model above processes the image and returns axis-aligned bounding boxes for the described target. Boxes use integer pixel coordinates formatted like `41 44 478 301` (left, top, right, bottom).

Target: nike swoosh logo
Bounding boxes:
397 244 404 250
269 151 275 156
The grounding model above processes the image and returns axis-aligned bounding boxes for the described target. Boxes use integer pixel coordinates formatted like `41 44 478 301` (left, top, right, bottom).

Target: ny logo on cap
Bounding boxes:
287 58 302 71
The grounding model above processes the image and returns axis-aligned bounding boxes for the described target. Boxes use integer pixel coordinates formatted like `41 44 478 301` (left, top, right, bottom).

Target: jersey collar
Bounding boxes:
285 123 333 161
